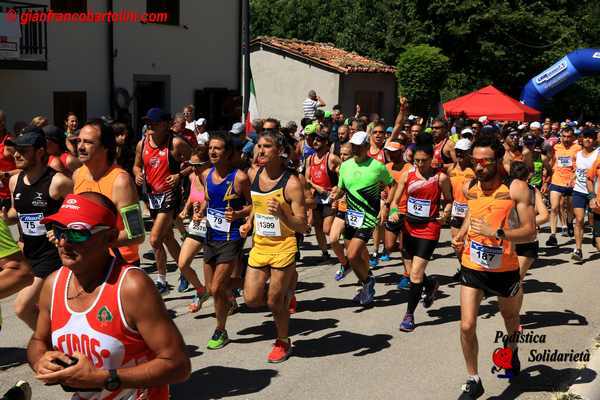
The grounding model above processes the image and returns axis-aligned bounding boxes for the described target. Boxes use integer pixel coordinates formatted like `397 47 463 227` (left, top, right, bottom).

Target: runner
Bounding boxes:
43 125 81 177
448 139 475 281
586 151 600 251
431 119 457 170
133 108 192 294
28 192 190 398
367 122 389 267
451 133 536 399
201 133 251 350
330 142 352 281
306 130 341 262
330 131 394 305
240 130 308 363
0 111 17 211
4 127 73 330
330 124 349 156
389 133 452 331
72 119 144 267
547 127 580 246
177 151 211 313
522 134 551 192
572 128 599 260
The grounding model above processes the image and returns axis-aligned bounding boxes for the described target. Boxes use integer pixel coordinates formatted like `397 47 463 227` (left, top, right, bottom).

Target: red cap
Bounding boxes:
41 194 117 229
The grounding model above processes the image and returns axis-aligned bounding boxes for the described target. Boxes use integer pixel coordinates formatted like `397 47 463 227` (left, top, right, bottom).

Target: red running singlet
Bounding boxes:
403 169 442 240
142 136 173 194
368 147 386 164
309 152 334 192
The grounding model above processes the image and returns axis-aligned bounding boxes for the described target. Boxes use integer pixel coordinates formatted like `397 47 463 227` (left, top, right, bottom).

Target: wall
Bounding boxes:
0 0 109 129
250 48 340 124
340 73 397 125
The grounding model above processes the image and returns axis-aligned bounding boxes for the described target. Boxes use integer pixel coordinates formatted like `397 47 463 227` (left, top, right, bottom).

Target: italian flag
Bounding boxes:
245 74 259 133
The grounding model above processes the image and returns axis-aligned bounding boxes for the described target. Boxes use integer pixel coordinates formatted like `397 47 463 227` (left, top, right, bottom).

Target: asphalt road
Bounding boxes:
1 225 599 400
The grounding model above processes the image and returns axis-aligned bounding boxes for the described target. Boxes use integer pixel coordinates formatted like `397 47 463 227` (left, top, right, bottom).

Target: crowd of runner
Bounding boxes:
0 93 599 399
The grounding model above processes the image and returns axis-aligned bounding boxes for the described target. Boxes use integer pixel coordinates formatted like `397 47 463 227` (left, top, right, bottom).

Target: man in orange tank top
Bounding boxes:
452 133 535 399
73 119 145 265
28 192 190 397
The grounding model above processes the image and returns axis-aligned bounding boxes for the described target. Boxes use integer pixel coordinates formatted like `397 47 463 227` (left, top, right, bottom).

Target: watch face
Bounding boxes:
106 380 120 391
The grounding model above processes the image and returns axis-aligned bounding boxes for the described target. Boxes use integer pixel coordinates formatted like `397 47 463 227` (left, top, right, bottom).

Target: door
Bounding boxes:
133 75 169 139
53 91 86 128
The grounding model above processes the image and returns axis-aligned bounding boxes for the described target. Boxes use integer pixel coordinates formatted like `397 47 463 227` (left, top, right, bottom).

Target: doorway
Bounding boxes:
133 75 170 139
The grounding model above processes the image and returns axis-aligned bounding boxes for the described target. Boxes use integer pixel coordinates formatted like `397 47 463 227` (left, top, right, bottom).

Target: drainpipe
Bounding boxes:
108 0 115 118
242 0 250 121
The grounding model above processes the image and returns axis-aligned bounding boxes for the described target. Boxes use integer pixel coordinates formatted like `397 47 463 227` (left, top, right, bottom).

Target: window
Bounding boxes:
146 0 179 26
53 91 86 128
50 0 87 13
194 88 242 131
355 90 383 117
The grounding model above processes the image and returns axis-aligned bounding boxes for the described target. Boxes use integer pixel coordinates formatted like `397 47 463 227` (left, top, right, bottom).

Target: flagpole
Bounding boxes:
242 0 250 123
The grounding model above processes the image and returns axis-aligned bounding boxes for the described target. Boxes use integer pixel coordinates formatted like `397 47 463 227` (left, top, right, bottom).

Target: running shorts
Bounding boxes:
248 248 296 269
402 232 437 261
384 215 404 234
148 189 180 218
31 251 62 279
572 191 588 209
450 216 465 229
315 202 336 218
0 219 20 259
549 184 573 196
335 211 347 220
204 239 244 265
460 266 520 298
515 240 539 260
343 226 374 242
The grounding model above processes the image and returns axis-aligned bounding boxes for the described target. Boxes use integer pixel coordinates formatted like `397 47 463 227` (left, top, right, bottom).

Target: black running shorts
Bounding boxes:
460 266 520 298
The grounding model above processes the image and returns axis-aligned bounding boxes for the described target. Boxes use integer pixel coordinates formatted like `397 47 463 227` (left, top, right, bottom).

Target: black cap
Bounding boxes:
142 107 171 123
581 128 597 138
42 125 66 143
6 126 46 148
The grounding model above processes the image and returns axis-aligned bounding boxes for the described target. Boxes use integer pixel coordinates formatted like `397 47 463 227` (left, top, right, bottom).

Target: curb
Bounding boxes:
569 340 600 400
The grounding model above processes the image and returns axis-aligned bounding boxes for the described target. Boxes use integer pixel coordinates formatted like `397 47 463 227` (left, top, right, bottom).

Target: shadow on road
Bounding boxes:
522 278 563 295
171 365 278 399
185 344 204 359
293 330 392 358
486 364 596 399
0 347 27 370
234 317 340 344
520 309 587 329
296 296 357 312
295 280 325 294
419 304 500 327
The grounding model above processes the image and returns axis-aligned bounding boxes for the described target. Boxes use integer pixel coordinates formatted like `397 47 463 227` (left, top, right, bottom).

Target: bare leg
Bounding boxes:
14 277 44 331
460 285 484 375
177 237 204 290
268 265 296 339
346 238 369 282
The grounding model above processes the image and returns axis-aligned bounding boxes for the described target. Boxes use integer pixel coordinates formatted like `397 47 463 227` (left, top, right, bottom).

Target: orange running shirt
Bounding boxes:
587 155 600 213
551 143 581 187
449 165 475 219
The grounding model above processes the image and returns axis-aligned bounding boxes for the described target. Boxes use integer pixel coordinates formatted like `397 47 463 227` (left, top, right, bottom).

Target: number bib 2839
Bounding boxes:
451 201 468 218
255 213 281 236
346 210 365 228
407 197 431 218
558 156 572 168
18 213 47 236
207 208 230 232
188 219 207 238
470 240 503 270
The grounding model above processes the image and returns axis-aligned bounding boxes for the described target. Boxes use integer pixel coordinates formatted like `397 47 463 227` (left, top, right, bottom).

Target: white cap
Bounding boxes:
530 121 541 129
461 128 473 136
455 138 472 151
518 123 528 130
349 131 369 146
478 116 488 123
196 118 207 126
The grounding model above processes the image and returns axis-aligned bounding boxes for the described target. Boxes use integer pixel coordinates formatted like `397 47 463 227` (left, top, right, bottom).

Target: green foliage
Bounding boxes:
250 0 600 119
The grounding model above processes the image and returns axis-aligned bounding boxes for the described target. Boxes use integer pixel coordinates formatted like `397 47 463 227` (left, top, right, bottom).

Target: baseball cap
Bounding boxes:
229 122 244 135
386 126 393 133
41 194 117 229
349 131 368 146
324 111 332 119
196 118 207 126
478 116 488 124
315 131 330 141
461 128 473 137
523 133 536 145
581 128 597 138
304 123 318 135
42 125 66 143
455 138 472 151
384 141 404 152
6 126 46 148
143 108 171 123
530 121 541 130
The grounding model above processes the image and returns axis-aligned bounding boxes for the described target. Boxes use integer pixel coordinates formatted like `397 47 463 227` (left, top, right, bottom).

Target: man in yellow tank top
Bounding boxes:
451 133 535 399
240 131 308 364
72 120 145 265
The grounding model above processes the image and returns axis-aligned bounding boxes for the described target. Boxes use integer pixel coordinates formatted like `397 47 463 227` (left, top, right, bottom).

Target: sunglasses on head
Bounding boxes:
54 225 110 244
472 157 496 167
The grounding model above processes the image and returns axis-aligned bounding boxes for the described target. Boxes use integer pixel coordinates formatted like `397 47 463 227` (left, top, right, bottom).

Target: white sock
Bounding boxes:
157 274 166 284
468 374 480 382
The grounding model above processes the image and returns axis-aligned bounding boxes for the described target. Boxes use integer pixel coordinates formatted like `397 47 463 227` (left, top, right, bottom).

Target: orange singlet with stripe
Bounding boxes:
461 181 519 272
551 143 581 187
448 165 474 219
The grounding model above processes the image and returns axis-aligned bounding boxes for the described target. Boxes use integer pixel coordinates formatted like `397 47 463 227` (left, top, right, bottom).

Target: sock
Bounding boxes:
277 337 290 344
197 286 206 294
422 274 433 291
468 374 480 383
407 281 424 314
157 274 166 284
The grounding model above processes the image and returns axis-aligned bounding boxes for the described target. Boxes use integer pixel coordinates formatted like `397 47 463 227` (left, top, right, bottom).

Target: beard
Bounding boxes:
476 166 497 182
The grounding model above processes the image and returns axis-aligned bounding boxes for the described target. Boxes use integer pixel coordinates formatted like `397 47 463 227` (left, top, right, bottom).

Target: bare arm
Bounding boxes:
317 96 326 107
534 187 549 226
3 174 19 224
505 179 537 243
49 173 73 200
280 175 309 233
438 173 453 219
133 140 144 186
112 173 145 246
390 96 409 140
66 154 82 173
0 252 33 298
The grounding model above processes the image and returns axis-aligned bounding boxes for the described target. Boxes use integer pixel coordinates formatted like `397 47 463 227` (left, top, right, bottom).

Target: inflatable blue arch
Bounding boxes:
520 48 600 110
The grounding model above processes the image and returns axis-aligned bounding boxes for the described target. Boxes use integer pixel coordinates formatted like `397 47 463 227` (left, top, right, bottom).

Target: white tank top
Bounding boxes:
574 148 599 194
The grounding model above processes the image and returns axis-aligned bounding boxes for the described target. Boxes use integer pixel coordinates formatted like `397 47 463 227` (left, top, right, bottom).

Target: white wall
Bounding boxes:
250 48 340 124
0 0 109 129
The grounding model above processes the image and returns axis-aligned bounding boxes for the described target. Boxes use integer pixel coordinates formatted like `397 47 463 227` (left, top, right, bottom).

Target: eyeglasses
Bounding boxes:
413 158 429 164
472 157 496 167
54 225 110 244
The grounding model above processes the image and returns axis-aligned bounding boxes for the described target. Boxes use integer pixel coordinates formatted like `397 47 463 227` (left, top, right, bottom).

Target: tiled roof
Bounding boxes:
251 36 396 74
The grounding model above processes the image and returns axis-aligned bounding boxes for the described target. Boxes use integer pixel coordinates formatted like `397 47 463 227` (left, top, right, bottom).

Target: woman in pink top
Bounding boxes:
177 152 211 312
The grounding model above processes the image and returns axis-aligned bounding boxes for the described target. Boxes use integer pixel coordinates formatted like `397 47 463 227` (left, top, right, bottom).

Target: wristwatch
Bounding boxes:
495 229 505 240
587 192 597 201
104 369 121 391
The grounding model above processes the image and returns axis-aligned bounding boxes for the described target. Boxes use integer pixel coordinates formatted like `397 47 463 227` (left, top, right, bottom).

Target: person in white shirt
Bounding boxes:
183 105 196 131
194 118 210 146
303 90 325 119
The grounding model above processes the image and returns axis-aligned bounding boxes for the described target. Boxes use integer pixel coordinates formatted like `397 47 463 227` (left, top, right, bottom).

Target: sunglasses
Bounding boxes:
472 157 496 167
455 151 469 157
54 225 110 244
372 130 385 134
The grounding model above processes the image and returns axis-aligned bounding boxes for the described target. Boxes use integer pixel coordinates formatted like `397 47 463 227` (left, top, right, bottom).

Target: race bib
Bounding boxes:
207 208 231 232
18 213 47 236
558 156 572 168
188 219 207 238
148 193 166 210
470 240 503 270
407 197 431 218
451 201 468 218
575 168 587 185
255 213 281 236
346 209 365 228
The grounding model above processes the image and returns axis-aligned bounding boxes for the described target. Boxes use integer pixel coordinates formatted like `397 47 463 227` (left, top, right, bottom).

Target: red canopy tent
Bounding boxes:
443 85 541 122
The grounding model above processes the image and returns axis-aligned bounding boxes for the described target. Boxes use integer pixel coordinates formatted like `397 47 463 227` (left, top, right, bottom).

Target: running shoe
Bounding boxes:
545 234 558 247
155 281 170 295
288 294 297 314
267 339 292 363
177 274 189 293
320 250 331 263
571 249 583 261
2 381 31 400
360 276 376 305
560 226 569 237
567 223 575 238
378 252 391 262
369 254 379 269
207 329 230 350
228 297 239 316
143 250 155 261
188 289 210 313
335 264 350 281
422 279 440 309
399 313 415 332
352 286 363 303
457 377 484 399
397 275 411 290
509 347 521 378
232 287 242 298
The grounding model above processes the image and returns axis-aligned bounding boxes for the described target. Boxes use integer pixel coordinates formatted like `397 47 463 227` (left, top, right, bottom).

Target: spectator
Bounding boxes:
194 118 209 146
303 89 326 119
172 113 198 149
30 115 48 128
111 122 136 171
183 104 196 131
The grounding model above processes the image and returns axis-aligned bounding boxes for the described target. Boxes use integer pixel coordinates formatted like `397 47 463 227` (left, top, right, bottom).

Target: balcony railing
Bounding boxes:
0 0 47 69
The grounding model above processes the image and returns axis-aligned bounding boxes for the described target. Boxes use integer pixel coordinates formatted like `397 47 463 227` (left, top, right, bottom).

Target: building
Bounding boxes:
250 36 397 125
0 0 242 134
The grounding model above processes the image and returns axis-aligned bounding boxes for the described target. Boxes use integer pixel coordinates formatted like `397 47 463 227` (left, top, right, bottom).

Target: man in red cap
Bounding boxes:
27 192 190 399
